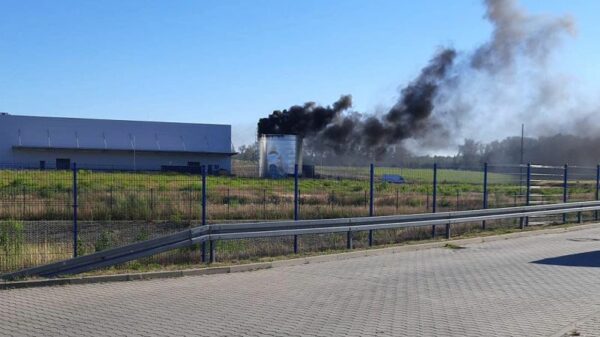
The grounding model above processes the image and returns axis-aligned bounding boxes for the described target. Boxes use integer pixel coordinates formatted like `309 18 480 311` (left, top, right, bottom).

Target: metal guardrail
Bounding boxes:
3 201 600 281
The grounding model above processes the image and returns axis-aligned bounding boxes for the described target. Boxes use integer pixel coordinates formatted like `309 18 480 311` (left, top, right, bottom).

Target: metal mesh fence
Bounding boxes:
0 168 73 272
436 163 484 212
487 164 526 208
299 166 370 219
207 175 294 223
2 161 600 274
76 168 203 260
374 166 431 216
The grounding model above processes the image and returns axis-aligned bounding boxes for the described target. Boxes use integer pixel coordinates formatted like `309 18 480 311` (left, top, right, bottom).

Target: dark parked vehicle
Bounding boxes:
382 174 406 184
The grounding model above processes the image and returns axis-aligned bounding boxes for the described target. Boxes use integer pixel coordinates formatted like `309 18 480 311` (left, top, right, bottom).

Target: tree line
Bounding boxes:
235 134 600 168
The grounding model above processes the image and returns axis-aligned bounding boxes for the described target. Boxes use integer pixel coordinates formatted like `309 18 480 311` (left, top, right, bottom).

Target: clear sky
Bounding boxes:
1 0 599 148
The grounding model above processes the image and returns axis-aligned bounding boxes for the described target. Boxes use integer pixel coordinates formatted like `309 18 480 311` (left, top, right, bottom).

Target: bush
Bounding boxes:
135 228 149 242
114 194 151 220
95 230 114 252
0 220 24 254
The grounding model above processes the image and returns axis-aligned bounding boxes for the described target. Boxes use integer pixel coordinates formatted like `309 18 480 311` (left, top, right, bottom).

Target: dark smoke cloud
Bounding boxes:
257 95 352 137
258 0 578 159
258 49 456 156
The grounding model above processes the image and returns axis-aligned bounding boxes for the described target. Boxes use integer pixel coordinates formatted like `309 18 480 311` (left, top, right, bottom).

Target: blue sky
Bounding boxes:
1 0 599 148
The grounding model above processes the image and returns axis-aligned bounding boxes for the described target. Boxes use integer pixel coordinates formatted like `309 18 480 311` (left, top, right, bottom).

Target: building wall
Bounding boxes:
0 114 233 171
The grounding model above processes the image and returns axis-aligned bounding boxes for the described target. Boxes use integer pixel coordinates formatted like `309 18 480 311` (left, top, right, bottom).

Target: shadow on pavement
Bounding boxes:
532 250 600 267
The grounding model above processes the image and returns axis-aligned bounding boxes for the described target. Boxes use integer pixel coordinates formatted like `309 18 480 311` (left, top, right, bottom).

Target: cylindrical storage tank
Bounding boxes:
259 134 303 178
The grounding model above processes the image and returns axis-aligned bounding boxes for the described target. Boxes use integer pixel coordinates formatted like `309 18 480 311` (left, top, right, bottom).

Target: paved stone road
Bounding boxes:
4 227 600 337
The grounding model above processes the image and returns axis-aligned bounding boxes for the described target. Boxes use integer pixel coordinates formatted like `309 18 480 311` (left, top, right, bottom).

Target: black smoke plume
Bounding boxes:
257 0 578 160
257 49 456 157
257 95 352 137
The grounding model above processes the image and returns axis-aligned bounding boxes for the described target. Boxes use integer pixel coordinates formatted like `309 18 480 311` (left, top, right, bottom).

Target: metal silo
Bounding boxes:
259 134 303 178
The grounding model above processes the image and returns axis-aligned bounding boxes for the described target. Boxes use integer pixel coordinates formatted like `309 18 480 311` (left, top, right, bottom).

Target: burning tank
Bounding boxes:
258 134 303 178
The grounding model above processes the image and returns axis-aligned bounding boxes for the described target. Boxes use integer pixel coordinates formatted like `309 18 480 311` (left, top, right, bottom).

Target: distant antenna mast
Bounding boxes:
520 123 525 166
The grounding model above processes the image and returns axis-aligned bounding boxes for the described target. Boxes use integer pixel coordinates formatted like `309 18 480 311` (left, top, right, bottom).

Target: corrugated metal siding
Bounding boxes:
0 115 232 171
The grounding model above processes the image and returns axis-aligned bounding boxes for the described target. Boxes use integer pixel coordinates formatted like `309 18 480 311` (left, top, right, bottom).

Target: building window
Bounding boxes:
56 158 71 170
39 161 46 170
188 161 200 167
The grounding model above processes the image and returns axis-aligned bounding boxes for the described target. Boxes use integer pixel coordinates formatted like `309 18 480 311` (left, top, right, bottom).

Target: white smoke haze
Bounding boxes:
422 0 583 151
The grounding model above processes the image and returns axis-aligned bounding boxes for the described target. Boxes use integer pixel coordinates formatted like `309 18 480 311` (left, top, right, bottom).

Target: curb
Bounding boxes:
2 222 598 290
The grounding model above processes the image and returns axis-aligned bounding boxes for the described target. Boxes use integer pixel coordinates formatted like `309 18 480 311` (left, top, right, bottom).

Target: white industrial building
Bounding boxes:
0 113 234 172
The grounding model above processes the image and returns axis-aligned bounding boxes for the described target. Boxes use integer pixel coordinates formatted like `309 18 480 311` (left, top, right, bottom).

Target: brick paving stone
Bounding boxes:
4 227 600 336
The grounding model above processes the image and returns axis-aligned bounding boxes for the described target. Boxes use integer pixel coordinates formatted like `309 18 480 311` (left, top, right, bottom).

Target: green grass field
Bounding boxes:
0 165 597 274
0 166 594 224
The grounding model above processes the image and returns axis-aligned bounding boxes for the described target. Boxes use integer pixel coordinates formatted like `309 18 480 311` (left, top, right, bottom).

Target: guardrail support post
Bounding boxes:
563 164 568 224
347 230 353 250
72 163 78 258
445 223 451 239
596 164 599 221
201 167 207 263
519 218 525 230
432 163 437 238
368 163 374 247
482 162 488 230
294 164 299 254
201 243 206 263
209 238 216 264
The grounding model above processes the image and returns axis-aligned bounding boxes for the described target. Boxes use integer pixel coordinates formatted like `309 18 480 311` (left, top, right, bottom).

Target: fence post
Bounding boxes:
482 162 488 230
293 164 299 254
594 165 600 221
526 163 531 206
563 164 568 223
523 163 531 228
72 163 78 258
21 186 24 219
150 188 154 219
201 167 208 263
368 163 374 247
263 189 267 218
432 163 437 238
456 190 459 211
433 163 438 213
226 188 230 219
330 190 334 210
109 186 113 218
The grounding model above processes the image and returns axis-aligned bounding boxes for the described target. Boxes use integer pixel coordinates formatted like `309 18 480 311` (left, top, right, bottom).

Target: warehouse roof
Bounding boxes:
0 114 234 155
